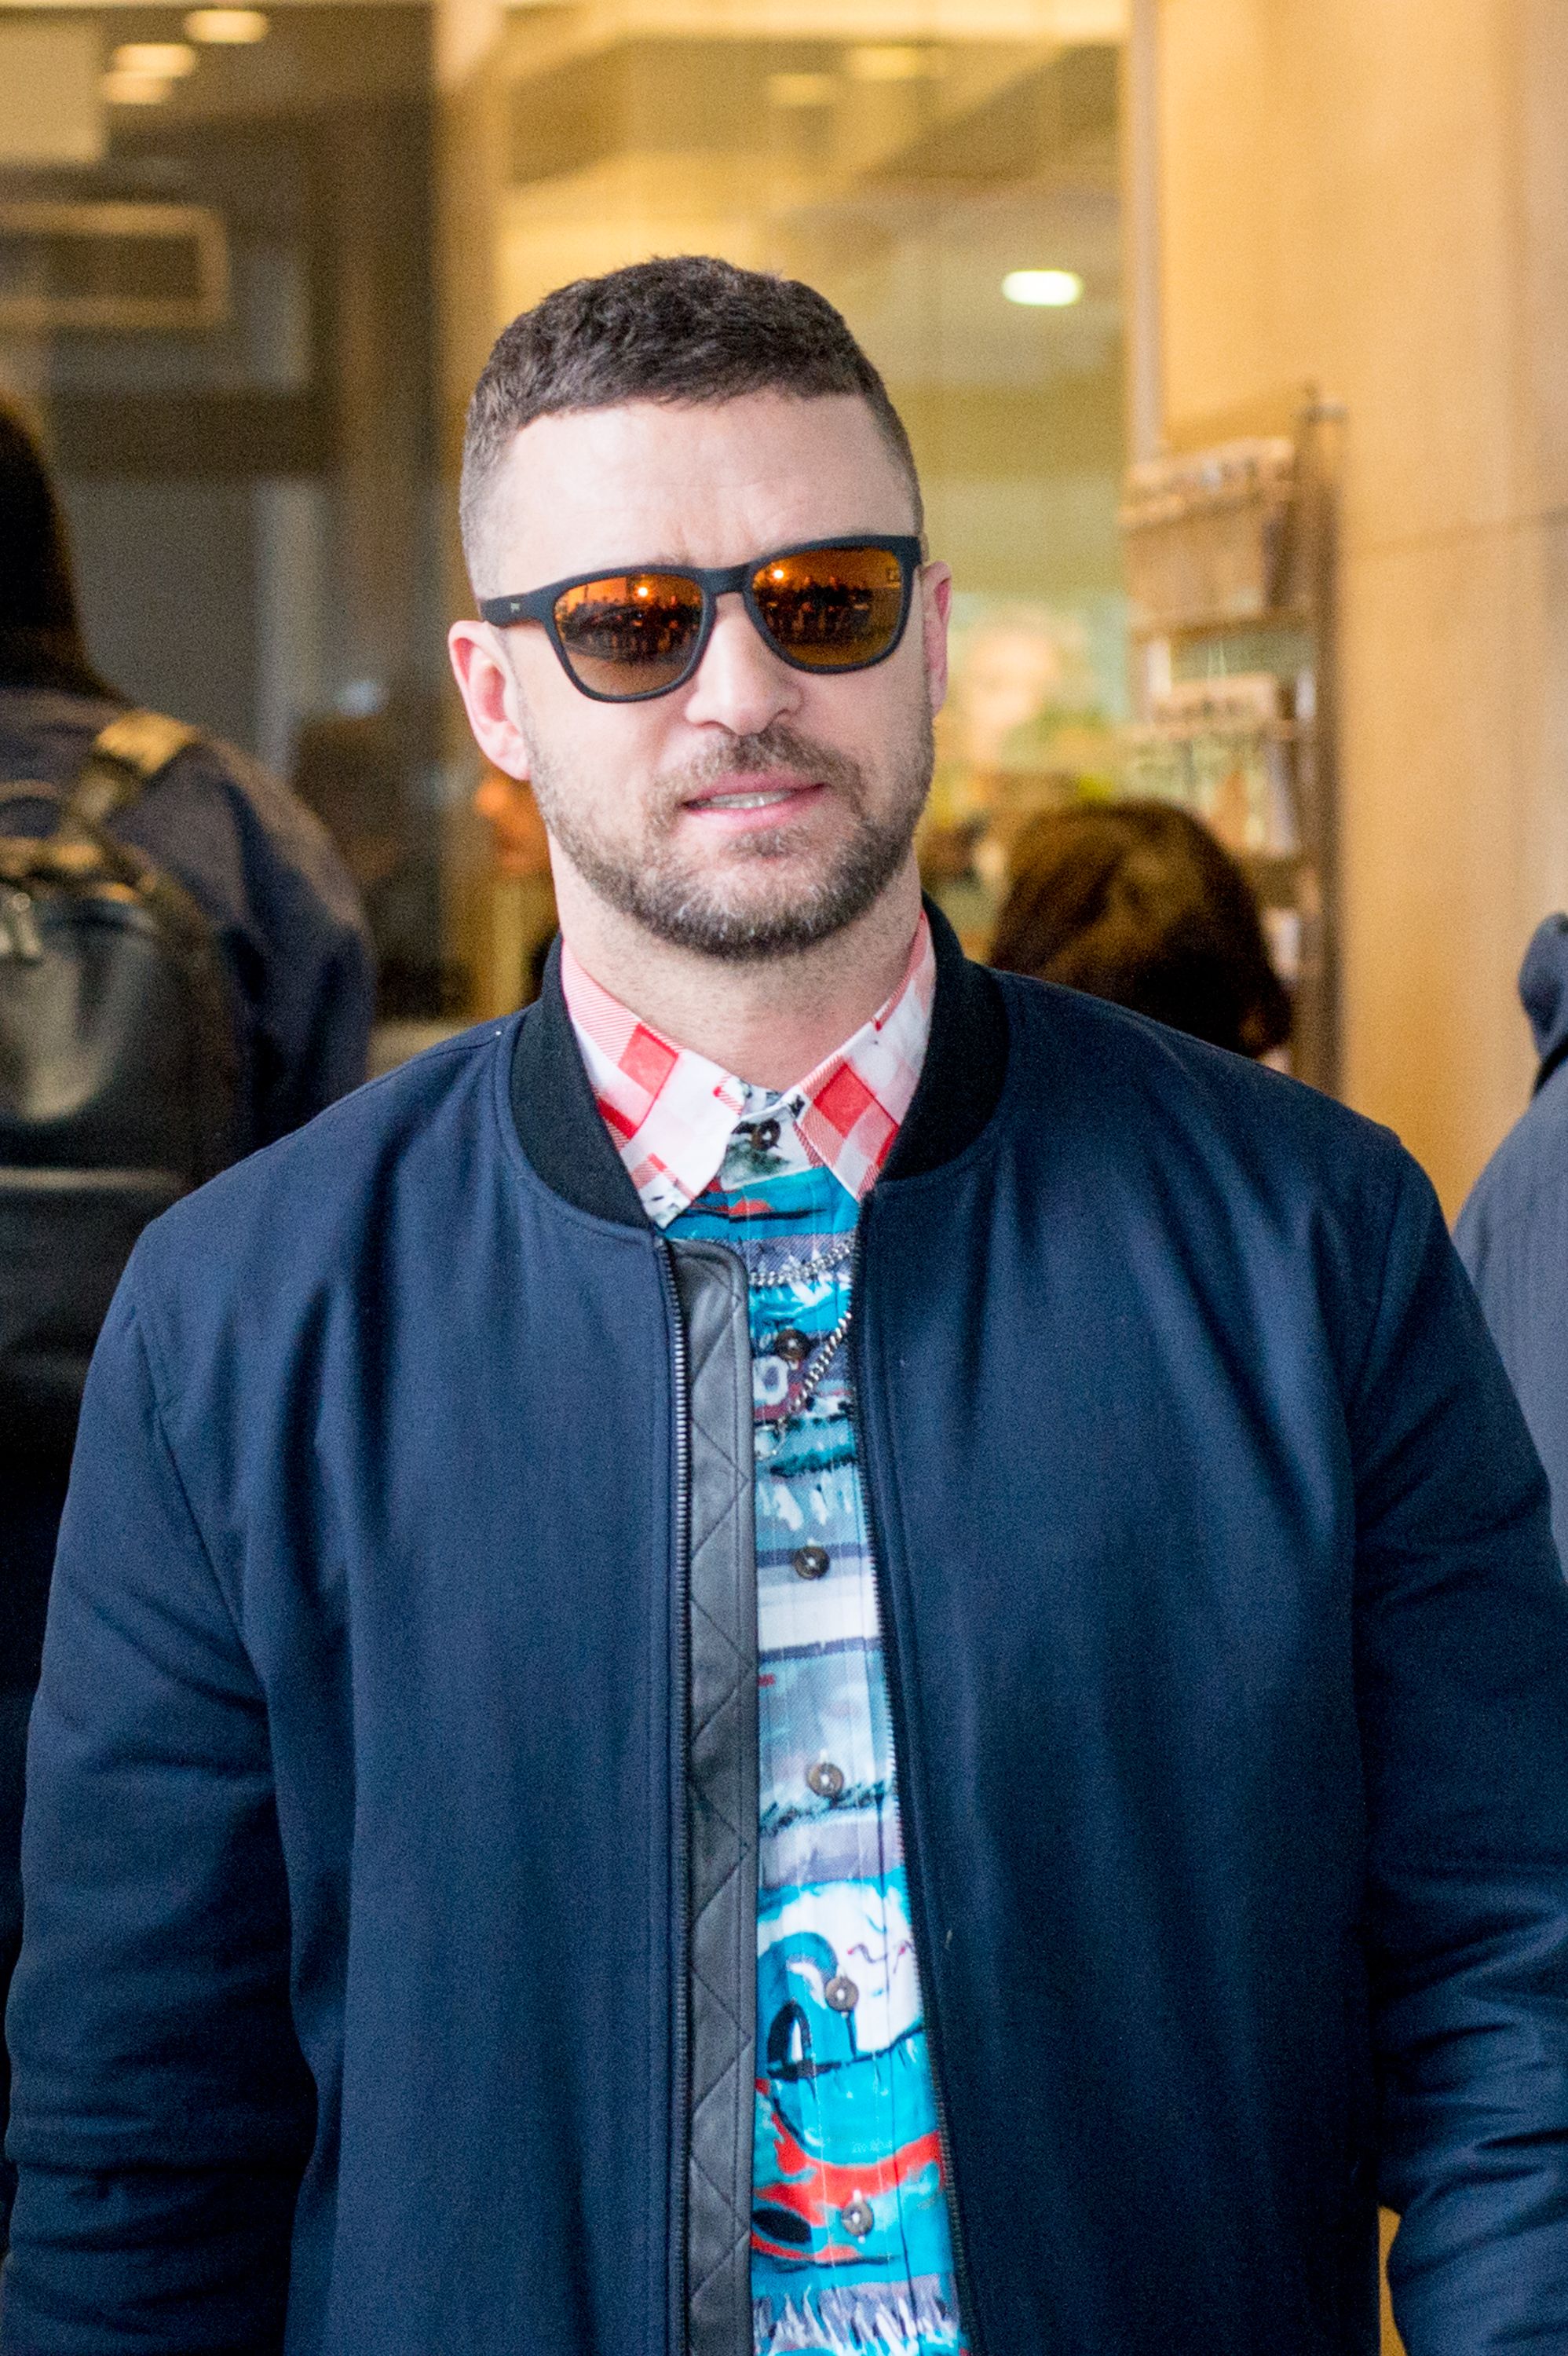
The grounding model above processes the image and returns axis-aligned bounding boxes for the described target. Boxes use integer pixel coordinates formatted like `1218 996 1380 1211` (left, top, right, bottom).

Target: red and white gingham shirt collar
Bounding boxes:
561 915 936 1227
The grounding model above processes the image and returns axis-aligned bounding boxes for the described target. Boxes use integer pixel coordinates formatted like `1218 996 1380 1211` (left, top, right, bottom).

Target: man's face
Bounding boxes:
449 391 951 961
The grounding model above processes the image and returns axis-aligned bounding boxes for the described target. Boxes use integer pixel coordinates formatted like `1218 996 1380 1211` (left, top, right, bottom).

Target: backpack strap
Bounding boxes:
57 709 199 832
44 709 238 1180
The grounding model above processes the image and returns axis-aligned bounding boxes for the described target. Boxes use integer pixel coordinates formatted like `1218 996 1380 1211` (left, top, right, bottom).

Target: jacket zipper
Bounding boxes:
848 1216 987 2356
659 1241 693 2356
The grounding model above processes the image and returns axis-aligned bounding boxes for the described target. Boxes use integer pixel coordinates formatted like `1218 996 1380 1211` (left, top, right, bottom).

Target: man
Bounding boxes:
5 258 1568 2356
1457 913 1568 1561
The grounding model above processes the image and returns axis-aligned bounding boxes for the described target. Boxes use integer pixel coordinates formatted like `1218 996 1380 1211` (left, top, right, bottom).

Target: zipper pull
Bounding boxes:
0 887 43 961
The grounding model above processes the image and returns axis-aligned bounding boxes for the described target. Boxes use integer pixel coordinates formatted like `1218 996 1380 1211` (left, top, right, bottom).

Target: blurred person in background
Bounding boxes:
473 760 557 1003
291 707 452 1020
0 395 371 2229
1457 913 1568 1564
990 797 1292 1061
291 709 408 927
919 604 1119 953
473 759 550 882
0 399 373 1162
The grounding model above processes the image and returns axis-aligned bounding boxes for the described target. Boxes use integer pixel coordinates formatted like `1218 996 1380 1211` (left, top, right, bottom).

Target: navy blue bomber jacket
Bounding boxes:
6 910 1568 2356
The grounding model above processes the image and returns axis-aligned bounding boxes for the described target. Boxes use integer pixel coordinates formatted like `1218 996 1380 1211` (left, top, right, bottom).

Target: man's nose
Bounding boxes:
681 593 801 736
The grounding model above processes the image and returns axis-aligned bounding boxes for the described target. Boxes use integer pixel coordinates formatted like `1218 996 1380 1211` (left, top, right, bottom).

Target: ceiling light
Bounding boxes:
112 41 198 78
185 8 269 42
102 68 174 104
1002 269 1084 308
769 71 837 108
847 45 945 82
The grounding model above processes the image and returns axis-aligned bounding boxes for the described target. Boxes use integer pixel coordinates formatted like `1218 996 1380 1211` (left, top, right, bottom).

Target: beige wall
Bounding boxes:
1157 0 1568 1209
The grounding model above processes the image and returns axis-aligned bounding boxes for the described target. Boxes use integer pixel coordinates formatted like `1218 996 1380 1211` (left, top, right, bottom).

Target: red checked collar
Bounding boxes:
561 913 936 1229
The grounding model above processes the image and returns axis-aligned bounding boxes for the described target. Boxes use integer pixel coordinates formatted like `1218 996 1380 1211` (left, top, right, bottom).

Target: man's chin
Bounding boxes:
666 811 840 869
623 867 896 962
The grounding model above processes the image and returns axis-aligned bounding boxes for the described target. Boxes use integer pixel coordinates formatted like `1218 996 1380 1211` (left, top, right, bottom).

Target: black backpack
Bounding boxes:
0 711 239 1468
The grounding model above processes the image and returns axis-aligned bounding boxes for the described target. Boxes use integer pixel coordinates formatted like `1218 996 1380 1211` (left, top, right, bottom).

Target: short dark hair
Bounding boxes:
0 399 112 699
989 799 1292 1061
460 255 922 587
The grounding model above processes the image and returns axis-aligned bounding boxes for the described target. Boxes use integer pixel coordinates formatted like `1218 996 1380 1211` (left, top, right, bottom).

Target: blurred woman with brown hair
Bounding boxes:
990 798 1292 1061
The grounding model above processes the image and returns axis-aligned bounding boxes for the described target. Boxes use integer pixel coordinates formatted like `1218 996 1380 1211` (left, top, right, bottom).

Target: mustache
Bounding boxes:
660 722 865 808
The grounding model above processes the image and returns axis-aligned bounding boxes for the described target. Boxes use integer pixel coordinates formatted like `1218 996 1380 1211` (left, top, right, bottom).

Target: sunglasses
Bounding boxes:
477 535 924 704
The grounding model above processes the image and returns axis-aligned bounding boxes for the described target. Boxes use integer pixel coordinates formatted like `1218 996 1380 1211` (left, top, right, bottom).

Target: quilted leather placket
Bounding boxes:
671 1242 759 2356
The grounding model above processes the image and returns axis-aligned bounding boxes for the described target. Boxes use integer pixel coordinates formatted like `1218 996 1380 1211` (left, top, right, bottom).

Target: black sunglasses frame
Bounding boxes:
477 534 926 704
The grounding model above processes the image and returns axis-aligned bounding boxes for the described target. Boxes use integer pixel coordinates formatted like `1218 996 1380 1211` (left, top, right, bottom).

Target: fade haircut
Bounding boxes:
459 254 923 590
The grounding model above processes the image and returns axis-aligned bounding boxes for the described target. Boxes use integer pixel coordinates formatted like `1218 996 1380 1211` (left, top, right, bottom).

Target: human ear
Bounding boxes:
919 562 954 719
448 620 532 781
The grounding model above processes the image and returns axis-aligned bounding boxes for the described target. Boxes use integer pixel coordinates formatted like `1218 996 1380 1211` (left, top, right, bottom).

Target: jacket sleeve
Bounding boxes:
1352 1151 1568 2354
2 1283 313 2354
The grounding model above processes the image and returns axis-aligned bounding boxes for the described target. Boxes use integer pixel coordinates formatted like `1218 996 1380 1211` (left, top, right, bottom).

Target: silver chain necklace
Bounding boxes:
776 1306 853 1424
750 1236 856 1427
747 1231 857 1292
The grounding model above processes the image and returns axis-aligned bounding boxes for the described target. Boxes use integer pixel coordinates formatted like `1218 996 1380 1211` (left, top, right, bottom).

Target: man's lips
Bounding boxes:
680 775 828 825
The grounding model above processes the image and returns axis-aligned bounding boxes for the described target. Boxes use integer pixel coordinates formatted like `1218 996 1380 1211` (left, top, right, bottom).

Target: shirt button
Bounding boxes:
824 1974 858 2013
841 2196 875 2239
773 1328 810 1366
792 1544 830 1580
752 1118 780 1151
806 1759 845 1801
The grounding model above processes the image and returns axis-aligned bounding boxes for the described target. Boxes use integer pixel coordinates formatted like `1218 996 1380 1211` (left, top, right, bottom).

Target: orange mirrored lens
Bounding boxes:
751 546 906 671
553 573 705 696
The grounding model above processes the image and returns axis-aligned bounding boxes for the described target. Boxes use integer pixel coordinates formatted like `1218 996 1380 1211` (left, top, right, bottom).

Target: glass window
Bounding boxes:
1 4 451 1018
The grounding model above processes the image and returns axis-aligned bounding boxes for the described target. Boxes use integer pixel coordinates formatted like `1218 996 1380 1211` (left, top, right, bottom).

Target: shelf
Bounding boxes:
1131 607 1313 642
1128 717 1314 746
1120 410 1342 1097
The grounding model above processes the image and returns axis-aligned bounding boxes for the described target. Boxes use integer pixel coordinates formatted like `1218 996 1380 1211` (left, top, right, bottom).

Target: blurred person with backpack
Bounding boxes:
0 397 371 2224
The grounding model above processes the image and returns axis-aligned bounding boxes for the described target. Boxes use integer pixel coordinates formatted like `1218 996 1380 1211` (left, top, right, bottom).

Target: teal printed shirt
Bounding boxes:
670 1121 963 2356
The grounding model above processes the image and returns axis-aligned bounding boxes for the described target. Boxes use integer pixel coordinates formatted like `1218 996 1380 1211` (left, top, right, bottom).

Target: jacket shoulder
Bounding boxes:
129 1015 521 1316
986 975 1458 1439
995 970 1406 1189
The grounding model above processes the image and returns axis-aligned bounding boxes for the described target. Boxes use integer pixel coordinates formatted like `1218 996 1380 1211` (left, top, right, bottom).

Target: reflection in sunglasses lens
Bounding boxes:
751 546 906 671
554 573 705 697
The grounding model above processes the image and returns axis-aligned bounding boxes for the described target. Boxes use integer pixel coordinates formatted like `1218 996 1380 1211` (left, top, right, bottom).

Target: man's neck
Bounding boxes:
552 859 925 1092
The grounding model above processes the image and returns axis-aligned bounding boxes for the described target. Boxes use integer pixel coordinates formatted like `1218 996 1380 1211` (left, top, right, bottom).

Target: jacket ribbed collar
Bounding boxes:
510 898 1009 1231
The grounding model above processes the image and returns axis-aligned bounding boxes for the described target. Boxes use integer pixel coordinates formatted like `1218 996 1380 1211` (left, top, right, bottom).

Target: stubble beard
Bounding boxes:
524 711 934 963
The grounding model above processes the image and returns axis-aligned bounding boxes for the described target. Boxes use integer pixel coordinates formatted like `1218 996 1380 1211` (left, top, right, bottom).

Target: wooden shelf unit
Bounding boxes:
1120 404 1344 1094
